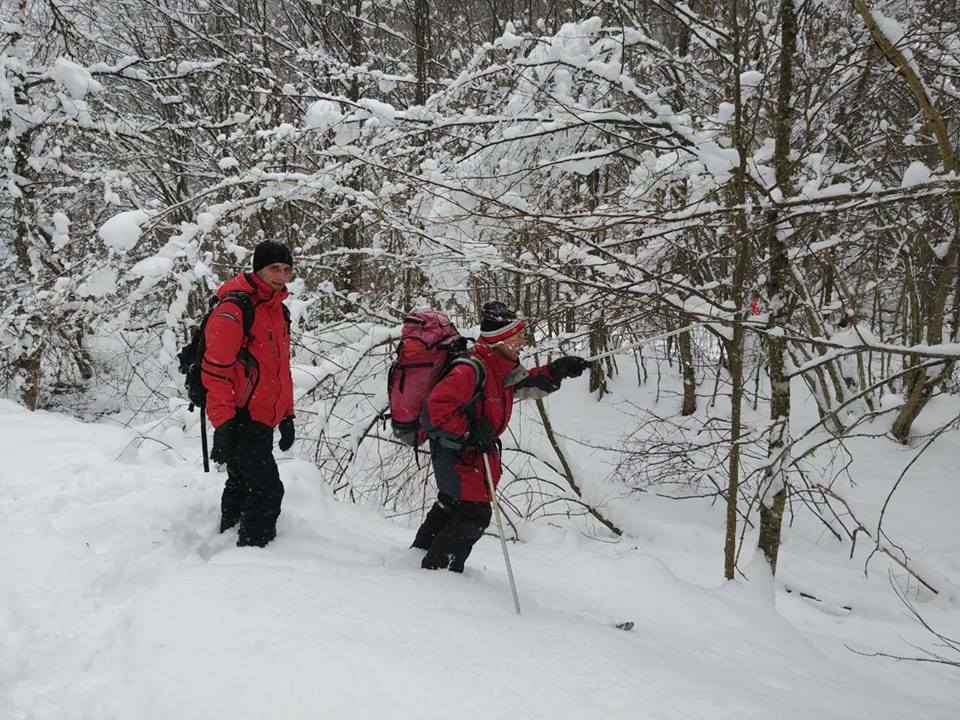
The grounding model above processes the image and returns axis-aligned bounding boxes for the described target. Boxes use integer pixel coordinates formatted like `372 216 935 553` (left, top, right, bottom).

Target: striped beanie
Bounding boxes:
478 300 525 344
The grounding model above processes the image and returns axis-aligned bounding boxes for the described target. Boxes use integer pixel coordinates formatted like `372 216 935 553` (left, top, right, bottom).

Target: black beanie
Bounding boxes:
252 240 293 272
479 300 525 344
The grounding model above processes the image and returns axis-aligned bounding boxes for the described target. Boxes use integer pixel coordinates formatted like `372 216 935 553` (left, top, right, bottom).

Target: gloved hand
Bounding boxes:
210 417 238 465
548 355 591 380
278 416 295 451
463 420 495 453
277 415 297 452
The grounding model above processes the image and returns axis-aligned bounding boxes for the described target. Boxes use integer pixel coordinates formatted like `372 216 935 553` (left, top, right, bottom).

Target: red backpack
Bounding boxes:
387 309 483 446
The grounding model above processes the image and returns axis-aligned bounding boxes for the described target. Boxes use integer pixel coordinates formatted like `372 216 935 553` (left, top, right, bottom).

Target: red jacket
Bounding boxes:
426 342 559 502
201 272 294 429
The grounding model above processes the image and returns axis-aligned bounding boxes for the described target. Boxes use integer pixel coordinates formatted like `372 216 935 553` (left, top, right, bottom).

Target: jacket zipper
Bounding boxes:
269 314 285 423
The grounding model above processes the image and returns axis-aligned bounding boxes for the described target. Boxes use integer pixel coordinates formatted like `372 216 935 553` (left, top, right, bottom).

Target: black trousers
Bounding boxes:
220 417 284 547
412 493 492 573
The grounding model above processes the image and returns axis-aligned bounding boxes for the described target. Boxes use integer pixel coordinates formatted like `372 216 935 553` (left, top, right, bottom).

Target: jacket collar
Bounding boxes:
474 342 520 385
218 271 288 305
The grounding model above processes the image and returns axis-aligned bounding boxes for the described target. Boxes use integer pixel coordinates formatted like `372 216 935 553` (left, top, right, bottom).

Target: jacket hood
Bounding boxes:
216 272 289 305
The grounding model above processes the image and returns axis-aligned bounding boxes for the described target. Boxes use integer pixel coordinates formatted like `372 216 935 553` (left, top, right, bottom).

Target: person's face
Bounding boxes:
255 262 292 292
495 331 525 361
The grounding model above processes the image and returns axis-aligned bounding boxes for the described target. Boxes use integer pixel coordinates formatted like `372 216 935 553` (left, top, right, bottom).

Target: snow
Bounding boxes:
6 11 960 711
870 12 925 87
175 59 225 75
497 22 523 50
52 57 104 99
196 211 217 231
51 211 70 249
2 393 958 719
554 149 608 176
304 100 343 131
714 102 735 123
130 255 174 279
98 209 149 252
739 70 764 89
909 342 960 356
76 266 118 298
696 141 740 182
931 241 951 260
800 181 853 200
357 97 397 122
377 76 398 95
901 160 932 187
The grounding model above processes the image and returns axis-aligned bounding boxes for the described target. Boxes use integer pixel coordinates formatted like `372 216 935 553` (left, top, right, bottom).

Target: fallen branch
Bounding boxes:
813 484 938 595
535 399 623 537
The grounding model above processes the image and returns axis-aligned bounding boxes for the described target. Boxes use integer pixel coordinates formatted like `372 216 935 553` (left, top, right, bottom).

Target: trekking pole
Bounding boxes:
482 452 521 615
583 321 706 363
199 405 210 473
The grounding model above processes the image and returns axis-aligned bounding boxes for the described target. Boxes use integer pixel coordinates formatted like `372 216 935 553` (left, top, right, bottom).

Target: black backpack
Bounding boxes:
177 292 256 409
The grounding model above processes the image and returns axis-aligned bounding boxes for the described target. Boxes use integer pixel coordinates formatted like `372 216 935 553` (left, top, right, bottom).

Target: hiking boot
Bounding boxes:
421 552 454 571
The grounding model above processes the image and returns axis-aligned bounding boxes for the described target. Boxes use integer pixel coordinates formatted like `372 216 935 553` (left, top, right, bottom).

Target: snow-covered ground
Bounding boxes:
2 397 958 719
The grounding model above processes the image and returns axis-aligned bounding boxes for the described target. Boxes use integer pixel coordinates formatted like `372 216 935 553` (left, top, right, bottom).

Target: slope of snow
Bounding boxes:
1 399 957 719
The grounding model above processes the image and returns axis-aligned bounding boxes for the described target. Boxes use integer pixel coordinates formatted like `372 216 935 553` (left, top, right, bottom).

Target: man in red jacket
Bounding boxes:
202 239 296 547
412 301 589 572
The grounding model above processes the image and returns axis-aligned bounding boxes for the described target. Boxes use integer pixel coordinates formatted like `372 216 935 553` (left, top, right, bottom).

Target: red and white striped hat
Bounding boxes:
477 301 525 344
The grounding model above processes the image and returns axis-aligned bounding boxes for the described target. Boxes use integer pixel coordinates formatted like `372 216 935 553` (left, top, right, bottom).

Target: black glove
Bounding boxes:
278 416 295 452
210 417 238 465
463 420 495 453
549 355 591 380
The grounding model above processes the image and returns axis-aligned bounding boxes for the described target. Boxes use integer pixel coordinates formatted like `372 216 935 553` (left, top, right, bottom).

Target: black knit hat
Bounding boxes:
252 240 293 272
479 300 525 344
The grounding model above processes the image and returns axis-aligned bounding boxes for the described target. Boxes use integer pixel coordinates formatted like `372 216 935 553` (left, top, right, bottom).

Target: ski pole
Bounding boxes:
583 321 706 363
482 452 521 615
200 405 210 473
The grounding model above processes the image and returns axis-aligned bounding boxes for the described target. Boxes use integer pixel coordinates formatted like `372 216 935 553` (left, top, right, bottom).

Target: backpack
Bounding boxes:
177 291 256 410
387 309 485 447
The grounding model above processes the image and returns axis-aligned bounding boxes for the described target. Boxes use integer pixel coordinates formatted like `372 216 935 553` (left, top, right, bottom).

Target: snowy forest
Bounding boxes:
3 0 960 717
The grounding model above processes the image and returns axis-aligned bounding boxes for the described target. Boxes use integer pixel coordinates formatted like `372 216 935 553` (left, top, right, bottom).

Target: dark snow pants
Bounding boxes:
220 416 284 547
412 493 492 573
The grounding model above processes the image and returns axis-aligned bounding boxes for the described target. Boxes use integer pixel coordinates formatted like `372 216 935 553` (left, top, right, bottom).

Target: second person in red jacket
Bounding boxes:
412 301 589 572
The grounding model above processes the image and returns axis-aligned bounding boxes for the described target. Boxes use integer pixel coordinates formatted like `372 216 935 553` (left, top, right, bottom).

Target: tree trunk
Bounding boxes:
723 0 750 582
678 313 697 415
756 0 798 575
588 317 612 399
414 0 431 106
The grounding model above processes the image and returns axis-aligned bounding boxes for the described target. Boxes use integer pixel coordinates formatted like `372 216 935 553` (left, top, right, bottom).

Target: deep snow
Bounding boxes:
1 398 958 719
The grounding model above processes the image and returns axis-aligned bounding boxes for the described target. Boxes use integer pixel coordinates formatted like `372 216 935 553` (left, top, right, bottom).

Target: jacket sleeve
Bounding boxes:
513 364 561 400
201 301 245 427
426 363 478 438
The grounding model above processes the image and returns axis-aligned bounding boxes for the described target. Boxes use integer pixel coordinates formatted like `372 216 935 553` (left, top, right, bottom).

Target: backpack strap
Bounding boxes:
209 291 260 405
450 356 486 424
428 356 486 449
218 291 256 339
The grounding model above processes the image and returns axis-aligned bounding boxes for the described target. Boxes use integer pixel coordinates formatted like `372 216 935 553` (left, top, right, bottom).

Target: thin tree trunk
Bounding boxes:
724 0 749 581
414 0 431 106
678 313 697 415
757 0 798 574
